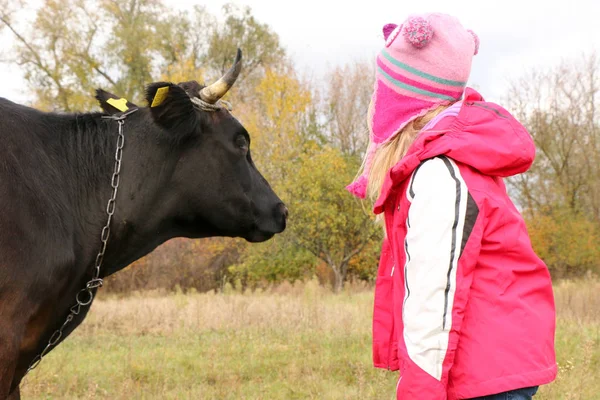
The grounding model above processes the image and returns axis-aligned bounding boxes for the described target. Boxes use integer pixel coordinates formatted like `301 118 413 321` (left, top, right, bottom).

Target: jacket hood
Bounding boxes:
374 88 535 213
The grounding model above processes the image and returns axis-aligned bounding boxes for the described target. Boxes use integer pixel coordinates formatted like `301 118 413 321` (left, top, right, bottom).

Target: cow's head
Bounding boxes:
97 50 287 243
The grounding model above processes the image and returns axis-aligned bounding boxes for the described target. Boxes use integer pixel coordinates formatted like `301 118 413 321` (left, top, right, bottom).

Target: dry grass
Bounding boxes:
78 282 371 337
20 279 600 399
541 279 600 400
553 279 600 323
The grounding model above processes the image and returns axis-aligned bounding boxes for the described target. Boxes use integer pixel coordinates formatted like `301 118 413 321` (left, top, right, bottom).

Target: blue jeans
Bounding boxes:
467 386 539 400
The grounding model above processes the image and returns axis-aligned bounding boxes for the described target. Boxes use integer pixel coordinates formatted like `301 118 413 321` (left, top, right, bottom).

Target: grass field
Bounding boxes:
20 279 600 399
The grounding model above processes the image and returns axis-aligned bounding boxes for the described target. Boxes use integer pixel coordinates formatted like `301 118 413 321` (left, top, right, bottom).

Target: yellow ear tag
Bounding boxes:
106 98 129 112
151 87 169 107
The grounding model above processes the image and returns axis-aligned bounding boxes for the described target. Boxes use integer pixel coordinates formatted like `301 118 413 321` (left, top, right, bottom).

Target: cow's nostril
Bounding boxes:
275 203 288 221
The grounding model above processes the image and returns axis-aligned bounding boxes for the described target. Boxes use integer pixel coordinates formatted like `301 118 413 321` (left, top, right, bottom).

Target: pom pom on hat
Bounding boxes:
402 16 434 48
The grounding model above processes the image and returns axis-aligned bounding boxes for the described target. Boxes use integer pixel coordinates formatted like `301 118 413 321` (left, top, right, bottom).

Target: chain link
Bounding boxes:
25 115 131 376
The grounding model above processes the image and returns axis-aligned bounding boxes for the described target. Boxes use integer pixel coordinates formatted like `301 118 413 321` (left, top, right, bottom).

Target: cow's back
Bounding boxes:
0 98 76 279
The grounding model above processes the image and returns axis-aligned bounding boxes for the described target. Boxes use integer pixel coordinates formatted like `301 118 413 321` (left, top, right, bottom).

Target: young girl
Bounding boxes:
346 13 557 400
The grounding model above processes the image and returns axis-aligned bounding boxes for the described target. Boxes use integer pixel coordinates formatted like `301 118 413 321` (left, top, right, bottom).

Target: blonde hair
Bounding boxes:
362 104 452 203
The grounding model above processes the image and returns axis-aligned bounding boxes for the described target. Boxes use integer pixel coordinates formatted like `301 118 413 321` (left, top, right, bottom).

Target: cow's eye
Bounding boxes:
236 136 248 152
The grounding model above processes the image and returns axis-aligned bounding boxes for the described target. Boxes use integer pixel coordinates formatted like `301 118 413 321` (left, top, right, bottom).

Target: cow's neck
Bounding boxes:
62 111 181 278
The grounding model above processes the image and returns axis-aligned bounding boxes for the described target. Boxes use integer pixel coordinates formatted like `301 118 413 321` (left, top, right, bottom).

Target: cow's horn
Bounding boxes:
200 48 242 104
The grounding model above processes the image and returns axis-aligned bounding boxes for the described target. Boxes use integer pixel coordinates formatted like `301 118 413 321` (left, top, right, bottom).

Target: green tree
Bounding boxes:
205 4 285 98
0 1 286 111
238 66 312 181
282 146 381 292
1 0 163 110
228 239 317 289
231 66 382 292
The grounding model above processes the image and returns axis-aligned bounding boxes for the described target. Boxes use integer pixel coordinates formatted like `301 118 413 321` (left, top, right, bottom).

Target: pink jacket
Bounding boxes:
372 88 557 399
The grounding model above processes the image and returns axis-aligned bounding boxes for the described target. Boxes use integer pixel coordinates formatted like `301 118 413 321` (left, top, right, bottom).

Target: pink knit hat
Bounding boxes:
346 13 479 198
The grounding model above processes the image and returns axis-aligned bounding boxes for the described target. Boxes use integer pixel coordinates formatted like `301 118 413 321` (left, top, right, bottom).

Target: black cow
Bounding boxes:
0 50 287 399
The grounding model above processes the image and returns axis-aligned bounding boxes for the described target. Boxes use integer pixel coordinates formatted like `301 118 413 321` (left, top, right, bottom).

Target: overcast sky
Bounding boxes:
1 0 599 104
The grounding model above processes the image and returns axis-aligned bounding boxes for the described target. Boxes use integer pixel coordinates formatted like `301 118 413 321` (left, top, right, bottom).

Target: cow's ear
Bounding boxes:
145 82 197 133
95 89 138 115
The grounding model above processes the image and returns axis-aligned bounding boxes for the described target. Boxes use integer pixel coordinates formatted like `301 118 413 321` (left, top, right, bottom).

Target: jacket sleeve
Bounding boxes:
396 157 483 399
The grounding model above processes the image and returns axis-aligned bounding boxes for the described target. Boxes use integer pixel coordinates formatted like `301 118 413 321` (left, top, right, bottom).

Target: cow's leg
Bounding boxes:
6 387 19 400
0 334 19 400
0 295 25 400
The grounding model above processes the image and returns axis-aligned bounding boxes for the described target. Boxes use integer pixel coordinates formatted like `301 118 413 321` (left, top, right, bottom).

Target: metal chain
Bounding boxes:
25 114 131 375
